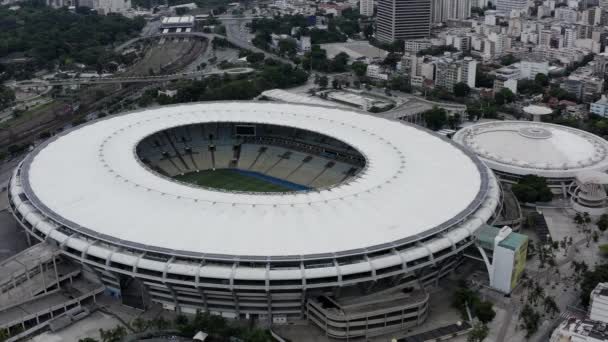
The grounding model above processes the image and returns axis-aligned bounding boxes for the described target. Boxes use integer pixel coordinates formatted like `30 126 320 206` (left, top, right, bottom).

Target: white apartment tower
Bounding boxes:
496 0 527 15
360 0 374 16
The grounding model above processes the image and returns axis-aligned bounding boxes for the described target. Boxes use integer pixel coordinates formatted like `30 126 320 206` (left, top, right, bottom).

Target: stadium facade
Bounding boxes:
8 102 501 338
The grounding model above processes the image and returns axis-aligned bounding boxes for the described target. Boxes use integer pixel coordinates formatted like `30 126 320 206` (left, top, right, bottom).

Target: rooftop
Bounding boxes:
23 102 489 258
453 121 608 179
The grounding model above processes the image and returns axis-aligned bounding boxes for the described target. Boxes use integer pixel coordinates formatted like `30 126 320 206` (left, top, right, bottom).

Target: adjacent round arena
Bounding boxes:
453 120 608 194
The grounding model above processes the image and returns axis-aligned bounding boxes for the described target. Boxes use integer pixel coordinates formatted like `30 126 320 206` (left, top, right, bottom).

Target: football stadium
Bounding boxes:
8 102 501 338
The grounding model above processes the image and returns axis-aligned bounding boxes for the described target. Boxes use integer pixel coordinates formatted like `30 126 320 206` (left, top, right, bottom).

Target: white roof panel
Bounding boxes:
454 121 608 179
23 102 485 258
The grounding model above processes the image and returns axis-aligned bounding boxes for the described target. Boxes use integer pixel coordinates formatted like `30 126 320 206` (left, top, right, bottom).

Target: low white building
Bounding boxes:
550 283 608 341
519 61 549 80
298 36 311 53
366 65 389 80
404 39 433 54
591 96 608 118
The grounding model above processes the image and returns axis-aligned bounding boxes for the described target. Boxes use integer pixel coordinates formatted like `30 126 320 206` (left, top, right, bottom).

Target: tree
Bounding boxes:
423 106 448 130
542 296 559 318
246 52 265 64
580 263 608 307
332 78 339 89
474 301 496 323
500 54 520 66
318 75 328 88
598 214 608 234
519 304 541 337
382 52 400 69
351 61 367 77
535 73 549 87
131 317 148 333
467 323 489 342
389 75 411 92
529 281 545 305
453 82 471 97
0 85 15 110
511 175 553 203
495 87 514 105
278 38 297 57
330 52 349 72
99 326 127 342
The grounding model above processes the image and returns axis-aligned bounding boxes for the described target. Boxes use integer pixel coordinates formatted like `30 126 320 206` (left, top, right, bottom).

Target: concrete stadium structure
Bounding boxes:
454 121 608 196
8 102 501 339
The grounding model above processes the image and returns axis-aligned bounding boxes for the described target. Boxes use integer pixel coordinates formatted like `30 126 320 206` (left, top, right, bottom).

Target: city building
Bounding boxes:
550 283 608 341
360 0 373 16
298 36 311 53
474 226 528 294
591 95 608 117
376 0 431 43
160 15 195 31
519 60 549 79
496 0 527 15
431 0 471 23
366 64 390 80
8 102 502 338
404 39 433 54
461 57 477 88
78 0 131 14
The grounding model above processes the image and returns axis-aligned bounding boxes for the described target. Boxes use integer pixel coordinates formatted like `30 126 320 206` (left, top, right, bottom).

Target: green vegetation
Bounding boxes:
452 286 496 323
422 106 448 130
98 326 127 342
453 82 470 98
148 58 307 104
467 323 489 342
475 65 495 88
0 85 15 110
580 263 608 307
598 214 608 234
511 175 553 203
175 311 273 341
494 88 515 105
500 54 520 66
174 169 294 192
0 1 145 67
302 46 349 72
519 304 541 338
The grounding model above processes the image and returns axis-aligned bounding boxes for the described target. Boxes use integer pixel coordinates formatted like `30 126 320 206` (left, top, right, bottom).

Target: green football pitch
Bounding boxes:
173 169 293 192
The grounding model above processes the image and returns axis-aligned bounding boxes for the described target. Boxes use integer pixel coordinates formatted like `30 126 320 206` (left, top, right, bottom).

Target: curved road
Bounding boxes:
115 31 294 66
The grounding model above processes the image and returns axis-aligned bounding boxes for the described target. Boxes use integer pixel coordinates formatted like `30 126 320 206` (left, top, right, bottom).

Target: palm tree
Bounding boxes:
543 296 560 318
530 282 545 306
574 212 584 231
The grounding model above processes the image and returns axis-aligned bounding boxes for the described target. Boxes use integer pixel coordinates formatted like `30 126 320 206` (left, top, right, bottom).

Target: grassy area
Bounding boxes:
0 99 58 129
174 169 293 192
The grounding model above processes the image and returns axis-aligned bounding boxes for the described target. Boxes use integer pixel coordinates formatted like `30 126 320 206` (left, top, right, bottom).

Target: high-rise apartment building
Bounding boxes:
376 0 431 43
496 0 527 15
360 0 374 16
431 0 471 22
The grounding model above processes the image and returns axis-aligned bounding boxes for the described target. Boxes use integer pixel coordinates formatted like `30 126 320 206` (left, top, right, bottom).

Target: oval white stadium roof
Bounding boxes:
453 121 608 179
22 102 491 258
